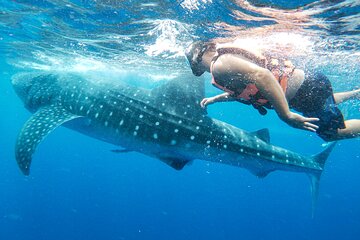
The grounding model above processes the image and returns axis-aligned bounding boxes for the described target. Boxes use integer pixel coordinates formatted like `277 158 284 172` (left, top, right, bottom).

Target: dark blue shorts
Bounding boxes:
289 71 345 140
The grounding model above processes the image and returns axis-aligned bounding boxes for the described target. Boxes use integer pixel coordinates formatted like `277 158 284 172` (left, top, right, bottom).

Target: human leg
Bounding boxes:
290 71 359 141
333 89 360 104
323 119 360 141
327 90 360 140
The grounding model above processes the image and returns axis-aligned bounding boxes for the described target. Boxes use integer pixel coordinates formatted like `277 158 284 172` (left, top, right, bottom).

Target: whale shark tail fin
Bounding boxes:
308 142 337 217
312 142 337 169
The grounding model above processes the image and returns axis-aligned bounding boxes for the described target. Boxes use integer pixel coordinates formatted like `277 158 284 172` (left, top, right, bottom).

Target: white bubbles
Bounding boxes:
145 19 194 58
180 0 213 11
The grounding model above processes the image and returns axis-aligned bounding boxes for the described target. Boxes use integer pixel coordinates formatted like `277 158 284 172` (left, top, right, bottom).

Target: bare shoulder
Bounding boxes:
286 69 305 100
292 69 305 78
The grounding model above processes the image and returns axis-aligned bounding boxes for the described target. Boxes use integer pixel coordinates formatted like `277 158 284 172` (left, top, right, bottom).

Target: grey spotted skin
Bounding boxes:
12 72 335 199
15 105 81 173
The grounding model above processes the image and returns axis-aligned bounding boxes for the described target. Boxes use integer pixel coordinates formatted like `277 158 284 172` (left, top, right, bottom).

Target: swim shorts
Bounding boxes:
289 71 345 140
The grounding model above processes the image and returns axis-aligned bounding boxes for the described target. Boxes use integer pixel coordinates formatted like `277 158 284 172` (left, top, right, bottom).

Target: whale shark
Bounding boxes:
12 72 335 202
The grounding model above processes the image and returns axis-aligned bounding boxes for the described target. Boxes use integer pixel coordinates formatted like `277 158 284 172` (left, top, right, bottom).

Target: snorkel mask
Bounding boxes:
185 41 207 76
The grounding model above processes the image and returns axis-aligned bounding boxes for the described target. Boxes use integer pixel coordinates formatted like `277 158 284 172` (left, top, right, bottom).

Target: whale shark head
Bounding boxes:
12 72 208 175
12 73 61 112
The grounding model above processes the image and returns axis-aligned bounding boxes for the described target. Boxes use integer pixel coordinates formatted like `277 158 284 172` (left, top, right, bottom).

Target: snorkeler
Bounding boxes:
185 41 360 141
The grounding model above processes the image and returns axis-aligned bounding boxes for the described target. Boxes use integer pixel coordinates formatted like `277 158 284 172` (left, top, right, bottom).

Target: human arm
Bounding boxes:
200 92 235 109
251 67 319 132
221 56 319 132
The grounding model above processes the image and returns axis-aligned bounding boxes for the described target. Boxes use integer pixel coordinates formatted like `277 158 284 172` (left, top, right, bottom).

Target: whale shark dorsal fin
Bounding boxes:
252 128 270 143
15 105 82 175
150 75 206 118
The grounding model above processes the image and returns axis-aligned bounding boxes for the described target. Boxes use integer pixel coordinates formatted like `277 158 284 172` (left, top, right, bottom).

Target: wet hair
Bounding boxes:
185 41 216 76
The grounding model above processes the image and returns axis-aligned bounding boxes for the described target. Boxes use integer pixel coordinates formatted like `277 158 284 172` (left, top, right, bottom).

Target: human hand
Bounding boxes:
284 112 319 132
200 97 215 109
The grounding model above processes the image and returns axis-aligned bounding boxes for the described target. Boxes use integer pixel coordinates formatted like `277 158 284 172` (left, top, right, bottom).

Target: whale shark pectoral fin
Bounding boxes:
252 128 270 143
15 105 82 175
158 156 190 170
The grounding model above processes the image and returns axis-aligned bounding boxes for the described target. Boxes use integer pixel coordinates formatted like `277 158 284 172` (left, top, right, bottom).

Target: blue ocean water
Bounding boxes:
1 1 360 240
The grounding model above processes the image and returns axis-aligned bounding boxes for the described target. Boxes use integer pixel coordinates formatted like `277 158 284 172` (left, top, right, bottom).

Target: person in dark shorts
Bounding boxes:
289 71 348 140
186 41 360 141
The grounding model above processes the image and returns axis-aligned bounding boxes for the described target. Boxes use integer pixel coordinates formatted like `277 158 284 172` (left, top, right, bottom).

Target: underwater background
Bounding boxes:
0 0 359 239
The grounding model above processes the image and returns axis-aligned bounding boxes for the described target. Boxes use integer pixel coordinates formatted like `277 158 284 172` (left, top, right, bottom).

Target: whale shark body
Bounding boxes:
12 72 335 203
